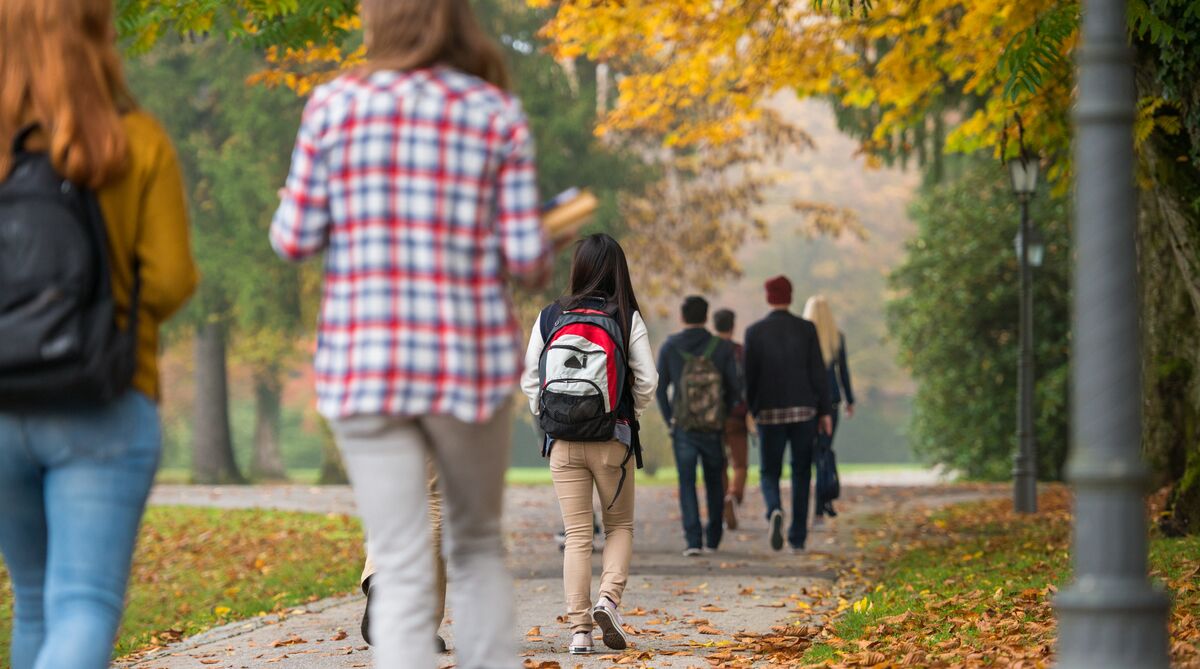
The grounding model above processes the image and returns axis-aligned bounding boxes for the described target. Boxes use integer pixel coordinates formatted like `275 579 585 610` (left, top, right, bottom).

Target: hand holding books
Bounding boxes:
542 188 598 250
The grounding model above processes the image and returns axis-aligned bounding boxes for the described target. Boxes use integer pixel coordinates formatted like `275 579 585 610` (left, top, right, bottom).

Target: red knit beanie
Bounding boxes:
765 275 793 305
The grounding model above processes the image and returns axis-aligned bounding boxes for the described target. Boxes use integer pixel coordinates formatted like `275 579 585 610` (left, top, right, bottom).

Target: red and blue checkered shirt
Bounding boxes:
271 67 550 422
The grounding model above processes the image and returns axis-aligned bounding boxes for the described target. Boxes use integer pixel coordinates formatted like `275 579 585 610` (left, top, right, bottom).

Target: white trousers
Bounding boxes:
332 406 516 669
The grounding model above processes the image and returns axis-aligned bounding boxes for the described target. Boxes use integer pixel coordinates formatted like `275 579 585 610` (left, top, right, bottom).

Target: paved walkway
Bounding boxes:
126 479 989 669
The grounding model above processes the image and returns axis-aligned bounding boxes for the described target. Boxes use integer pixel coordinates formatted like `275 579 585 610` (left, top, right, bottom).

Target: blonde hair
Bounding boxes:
0 0 133 188
361 0 510 90
803 295 840 366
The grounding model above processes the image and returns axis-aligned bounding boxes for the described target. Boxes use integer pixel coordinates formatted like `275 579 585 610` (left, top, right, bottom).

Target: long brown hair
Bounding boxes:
0 0 134 188
361 0 510 90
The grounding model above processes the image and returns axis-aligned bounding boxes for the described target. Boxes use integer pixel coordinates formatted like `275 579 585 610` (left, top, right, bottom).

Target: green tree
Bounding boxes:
126 37 307 483
888 157 1072 480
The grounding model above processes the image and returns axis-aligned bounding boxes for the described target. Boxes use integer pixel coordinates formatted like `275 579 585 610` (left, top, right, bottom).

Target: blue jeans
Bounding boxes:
815 408 841 515
759 420 817 549
672 430 726 550
0 391 161 669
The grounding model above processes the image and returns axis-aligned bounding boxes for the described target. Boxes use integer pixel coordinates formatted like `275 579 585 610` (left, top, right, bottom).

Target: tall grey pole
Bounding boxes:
1013 197 1038 514
1055 0 1171 665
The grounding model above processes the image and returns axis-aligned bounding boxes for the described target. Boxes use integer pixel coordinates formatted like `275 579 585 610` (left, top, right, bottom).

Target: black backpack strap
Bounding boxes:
607 441 636 510
12 125 39 154
80 188 140 335
539 303 563 342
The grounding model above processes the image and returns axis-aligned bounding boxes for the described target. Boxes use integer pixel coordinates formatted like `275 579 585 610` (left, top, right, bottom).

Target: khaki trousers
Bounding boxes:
360 457 446 628
549 440 635 633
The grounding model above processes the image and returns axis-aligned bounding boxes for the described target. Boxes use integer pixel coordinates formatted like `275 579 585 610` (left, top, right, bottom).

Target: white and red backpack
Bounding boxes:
537 303 628 443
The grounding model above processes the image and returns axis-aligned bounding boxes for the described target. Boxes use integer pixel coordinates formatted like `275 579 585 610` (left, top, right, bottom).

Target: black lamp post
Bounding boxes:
1010 154 1041 514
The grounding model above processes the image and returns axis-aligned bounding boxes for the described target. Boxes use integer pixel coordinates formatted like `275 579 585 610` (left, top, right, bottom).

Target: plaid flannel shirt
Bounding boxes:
271 68 549 422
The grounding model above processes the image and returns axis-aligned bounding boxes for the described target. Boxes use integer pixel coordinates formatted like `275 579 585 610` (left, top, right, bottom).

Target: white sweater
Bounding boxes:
521 310 659 419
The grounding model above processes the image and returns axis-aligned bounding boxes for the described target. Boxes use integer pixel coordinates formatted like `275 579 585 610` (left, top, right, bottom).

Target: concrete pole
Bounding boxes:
1054 0 1171 665
1013 196 1038 514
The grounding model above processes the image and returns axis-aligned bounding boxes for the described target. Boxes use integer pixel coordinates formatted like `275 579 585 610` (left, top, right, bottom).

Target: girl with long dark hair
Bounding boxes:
522 233 658 655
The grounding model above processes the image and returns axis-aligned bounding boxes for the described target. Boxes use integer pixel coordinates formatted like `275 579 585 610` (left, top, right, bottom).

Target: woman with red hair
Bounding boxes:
0 1 197 667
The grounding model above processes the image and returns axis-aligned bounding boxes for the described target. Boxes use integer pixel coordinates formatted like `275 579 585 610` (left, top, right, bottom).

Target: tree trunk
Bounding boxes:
596 63 610 119
192 321 244 484
318 419 349 485
1137 100 1200 536
251 367 288 481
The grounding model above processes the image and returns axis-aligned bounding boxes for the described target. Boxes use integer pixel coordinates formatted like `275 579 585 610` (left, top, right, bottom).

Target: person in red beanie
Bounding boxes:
744 276 833 552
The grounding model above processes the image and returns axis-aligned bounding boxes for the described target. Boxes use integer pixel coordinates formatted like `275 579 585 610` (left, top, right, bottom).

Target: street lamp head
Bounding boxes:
1028 227 1045 267
1014 227 1047 268
1009 155 1040 197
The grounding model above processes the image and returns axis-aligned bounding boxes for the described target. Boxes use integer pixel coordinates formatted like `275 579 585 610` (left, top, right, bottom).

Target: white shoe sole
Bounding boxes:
592 607 628 650
569 646 594 655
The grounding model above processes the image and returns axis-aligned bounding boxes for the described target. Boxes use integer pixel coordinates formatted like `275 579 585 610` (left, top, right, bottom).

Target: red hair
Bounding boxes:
0 0 134 188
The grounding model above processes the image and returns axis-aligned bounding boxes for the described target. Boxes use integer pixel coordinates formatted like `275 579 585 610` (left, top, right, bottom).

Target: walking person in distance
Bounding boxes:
657 297 742 557
803 296 855 525
744 277 832 553
712 309 750 530
0 1 199 666
522 233 658 656
270 1 553 666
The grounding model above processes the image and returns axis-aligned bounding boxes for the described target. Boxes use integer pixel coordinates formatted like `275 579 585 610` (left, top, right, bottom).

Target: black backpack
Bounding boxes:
0 126 139 408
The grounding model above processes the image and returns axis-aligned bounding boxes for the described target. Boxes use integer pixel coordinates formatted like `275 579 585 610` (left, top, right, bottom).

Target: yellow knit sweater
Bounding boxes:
95 112 199 401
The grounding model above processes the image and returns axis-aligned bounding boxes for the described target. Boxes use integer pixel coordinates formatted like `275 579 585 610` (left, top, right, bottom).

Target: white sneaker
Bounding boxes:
569 631 593 654
812 515 826 528
701 547 717 555
682 547 702 557
592 597 629 650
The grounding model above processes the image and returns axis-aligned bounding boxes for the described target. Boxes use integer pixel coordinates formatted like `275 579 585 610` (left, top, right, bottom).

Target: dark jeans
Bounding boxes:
815 408 841 516
759 420 817 549
672 430 726 550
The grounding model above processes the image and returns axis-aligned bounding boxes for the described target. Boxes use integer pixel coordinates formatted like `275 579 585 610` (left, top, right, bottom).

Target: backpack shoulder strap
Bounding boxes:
11 125 39 155
539 303 563 342
700 335 720 360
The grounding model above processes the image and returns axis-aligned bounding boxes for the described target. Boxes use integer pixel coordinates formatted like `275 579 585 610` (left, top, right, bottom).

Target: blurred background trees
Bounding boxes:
113 0 1200 532
888 157 1072 480
532 0 1200 530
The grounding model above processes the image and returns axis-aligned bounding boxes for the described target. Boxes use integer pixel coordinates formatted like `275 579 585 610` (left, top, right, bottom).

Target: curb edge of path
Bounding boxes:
117 594 361 667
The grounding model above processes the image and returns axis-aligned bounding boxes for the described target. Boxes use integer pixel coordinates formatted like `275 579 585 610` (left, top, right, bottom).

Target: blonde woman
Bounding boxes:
0 1 198 667
271 1 551 667
802 296 855 524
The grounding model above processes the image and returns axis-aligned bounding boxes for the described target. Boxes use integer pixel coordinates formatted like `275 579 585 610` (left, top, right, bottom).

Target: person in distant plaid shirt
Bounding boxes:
270 1 551 667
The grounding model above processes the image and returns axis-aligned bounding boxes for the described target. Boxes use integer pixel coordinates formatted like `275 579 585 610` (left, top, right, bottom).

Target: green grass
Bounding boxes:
154 467 323 485
0 506 364 666
799 488 1200 665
